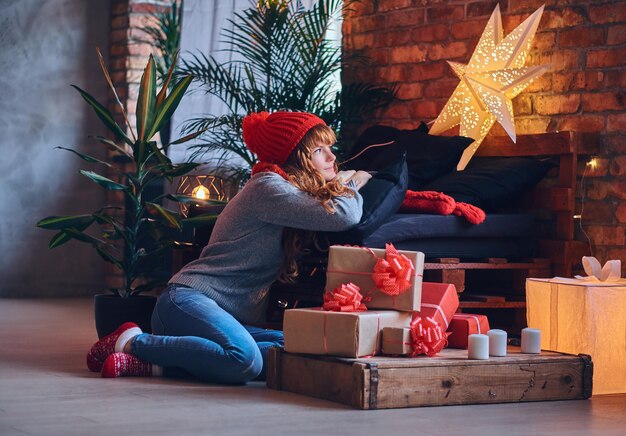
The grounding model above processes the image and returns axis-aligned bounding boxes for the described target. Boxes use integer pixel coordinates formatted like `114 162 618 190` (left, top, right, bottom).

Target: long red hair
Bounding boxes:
278 124 355 282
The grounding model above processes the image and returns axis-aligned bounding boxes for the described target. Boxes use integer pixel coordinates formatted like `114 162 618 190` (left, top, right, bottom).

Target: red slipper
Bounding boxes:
86 322 142 372
101 352 154 378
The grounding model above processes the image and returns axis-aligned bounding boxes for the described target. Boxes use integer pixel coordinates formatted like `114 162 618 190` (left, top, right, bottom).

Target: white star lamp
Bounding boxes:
430 4 550 170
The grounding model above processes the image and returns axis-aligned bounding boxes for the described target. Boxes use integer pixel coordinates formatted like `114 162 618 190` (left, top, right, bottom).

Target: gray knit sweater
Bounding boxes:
169 172 363 324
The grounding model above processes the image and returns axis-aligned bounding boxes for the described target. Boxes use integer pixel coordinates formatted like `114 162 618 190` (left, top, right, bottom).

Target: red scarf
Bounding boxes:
251 162 289 181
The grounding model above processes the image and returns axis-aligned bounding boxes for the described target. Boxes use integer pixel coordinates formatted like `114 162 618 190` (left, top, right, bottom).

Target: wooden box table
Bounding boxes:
267 347 592 410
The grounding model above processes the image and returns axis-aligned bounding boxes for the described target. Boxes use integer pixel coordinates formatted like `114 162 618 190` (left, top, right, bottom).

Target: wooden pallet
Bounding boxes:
267 346 593 410
424 257 551 309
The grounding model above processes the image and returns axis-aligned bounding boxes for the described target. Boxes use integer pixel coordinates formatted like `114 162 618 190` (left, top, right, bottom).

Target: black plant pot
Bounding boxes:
94 294 157 338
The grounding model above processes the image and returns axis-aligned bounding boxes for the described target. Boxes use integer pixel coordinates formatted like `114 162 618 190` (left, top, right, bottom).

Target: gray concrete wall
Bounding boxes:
0 0 111 297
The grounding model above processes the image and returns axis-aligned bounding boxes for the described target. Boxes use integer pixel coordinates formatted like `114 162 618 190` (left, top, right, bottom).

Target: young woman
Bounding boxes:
86 111 371 383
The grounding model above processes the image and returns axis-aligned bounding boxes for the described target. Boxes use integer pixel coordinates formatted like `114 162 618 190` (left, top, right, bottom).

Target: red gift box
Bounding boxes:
446 313 491 349
413 282 459 330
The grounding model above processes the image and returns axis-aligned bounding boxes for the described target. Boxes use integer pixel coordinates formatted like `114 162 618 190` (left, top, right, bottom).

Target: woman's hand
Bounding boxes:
347 170 373 191
335 170 356 184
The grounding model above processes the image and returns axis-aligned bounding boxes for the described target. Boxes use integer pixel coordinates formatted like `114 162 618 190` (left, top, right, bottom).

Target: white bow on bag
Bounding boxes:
575 256 622 282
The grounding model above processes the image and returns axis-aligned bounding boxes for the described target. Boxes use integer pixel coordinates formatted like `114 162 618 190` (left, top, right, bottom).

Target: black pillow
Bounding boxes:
345 123 473 190
328 153 408 245
422 156 556 212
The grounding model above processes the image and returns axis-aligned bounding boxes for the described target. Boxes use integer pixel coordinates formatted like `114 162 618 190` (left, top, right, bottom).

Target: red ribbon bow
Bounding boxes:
323 283 367 312
409 315 447 357
371 243 415 296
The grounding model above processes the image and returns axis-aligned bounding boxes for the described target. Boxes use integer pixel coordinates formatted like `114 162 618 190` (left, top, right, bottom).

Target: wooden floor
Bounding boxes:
1 299 625 436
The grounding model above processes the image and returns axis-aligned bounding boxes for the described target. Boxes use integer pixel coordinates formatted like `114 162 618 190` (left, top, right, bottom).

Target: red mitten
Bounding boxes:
453 202 486 225
400 190 456 215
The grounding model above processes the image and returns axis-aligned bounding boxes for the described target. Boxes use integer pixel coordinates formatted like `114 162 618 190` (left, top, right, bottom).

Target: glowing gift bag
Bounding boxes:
526 277 626 394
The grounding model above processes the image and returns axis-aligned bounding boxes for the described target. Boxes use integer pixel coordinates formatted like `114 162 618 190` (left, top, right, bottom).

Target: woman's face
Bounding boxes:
310 143 337 181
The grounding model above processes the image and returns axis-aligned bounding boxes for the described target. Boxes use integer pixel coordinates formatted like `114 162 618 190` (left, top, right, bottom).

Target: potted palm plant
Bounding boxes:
37 50 215 338
178 0 396 184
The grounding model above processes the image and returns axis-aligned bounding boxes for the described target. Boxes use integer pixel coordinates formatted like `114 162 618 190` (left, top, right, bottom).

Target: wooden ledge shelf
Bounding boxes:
425 259 551 270
459 301 526 309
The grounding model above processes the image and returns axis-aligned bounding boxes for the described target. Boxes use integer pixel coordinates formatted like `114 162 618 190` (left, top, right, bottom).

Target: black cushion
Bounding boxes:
329 154 408 244
422 157 556 211
345 123 473 190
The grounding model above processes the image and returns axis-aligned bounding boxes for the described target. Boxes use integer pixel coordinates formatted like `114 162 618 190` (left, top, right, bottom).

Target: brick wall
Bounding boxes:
343 0 626 269
106 0 172 289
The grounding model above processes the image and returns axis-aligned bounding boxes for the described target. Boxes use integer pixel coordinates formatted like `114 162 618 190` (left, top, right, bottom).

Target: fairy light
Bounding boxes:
577 156 599 256
429 4 549 170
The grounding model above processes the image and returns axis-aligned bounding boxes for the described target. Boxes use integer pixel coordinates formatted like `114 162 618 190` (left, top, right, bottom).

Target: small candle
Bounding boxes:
488 329 507 357
468 334 489 360
521 328 541 354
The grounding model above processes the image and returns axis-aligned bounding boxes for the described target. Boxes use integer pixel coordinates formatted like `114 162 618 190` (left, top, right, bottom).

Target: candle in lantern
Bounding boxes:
521 328 541 354
187 185 212 218
488 329 507 357
468 334 489 360
192 185 210 201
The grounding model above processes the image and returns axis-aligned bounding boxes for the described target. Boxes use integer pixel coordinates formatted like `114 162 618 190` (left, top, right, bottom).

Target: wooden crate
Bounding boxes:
267 347 592 410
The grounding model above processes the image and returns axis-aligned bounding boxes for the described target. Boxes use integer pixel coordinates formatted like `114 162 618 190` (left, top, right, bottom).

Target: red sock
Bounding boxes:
101 352 154 378
86 322 142 372
400 190 456 215
453 202 486 224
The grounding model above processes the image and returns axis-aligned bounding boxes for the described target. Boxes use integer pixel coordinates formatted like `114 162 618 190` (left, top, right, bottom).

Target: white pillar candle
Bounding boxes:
521 328 541 354
488 329 507 356
468 334 489 360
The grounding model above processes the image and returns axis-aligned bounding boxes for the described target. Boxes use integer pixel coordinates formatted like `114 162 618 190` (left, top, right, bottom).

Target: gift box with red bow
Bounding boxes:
325 244 425 312
446 313 490 349
413 282 459 331
382 315 448 357
283 308 412 358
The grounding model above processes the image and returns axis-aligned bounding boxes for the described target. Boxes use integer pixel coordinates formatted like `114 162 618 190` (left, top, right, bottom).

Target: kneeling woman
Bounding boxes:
86 111 371 383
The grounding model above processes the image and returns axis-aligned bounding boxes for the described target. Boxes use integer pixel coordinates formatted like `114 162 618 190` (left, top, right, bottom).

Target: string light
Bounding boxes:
430 4 549 170
577 157 598 256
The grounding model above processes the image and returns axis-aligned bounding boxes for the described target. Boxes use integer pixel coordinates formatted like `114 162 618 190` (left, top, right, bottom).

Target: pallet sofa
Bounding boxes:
266 131 601 332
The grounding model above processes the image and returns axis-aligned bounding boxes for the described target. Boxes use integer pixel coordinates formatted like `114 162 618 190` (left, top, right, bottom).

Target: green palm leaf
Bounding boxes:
156 50 179 108
89 135 132 158
181 214 219 230
145 75 193 140
169 128 207 145
37 214 94 230
55 146 112 167
71 85 133 146
95 245 123 269
145 202 182 230
49 231 73 249
80 170 127 191
137 56 157 142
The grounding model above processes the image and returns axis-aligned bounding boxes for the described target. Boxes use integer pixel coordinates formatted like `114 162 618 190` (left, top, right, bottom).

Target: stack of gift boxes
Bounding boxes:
283 244 491 358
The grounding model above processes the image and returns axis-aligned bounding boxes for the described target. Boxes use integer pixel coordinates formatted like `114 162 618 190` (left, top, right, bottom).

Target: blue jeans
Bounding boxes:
130 284 284 384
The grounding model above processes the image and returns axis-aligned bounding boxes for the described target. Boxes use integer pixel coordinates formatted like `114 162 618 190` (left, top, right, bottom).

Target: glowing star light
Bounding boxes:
430 4 550 170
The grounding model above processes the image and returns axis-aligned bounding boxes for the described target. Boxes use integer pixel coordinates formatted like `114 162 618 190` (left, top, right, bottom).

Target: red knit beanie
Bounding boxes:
242 111 326 164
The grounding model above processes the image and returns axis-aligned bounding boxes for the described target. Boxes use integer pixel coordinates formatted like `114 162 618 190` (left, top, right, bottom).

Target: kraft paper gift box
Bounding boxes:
446 313 490 349
526 277 626 394
413 282 459 331
382 327 413 355
325 245 425 312
283 308 412 358
382 318 448 356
